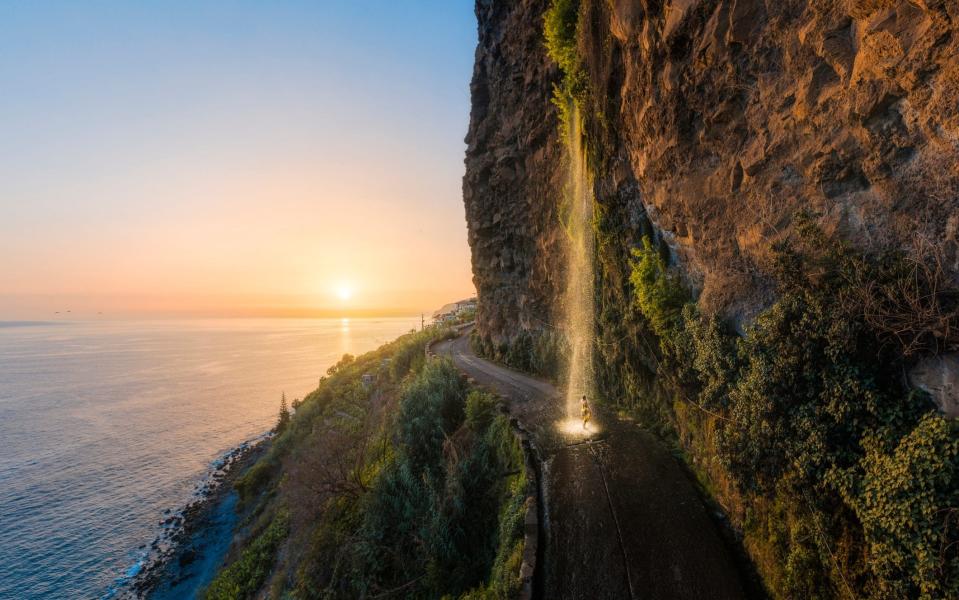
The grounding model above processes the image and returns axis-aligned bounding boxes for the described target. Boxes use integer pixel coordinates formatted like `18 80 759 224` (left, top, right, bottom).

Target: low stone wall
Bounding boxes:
504 404 542 600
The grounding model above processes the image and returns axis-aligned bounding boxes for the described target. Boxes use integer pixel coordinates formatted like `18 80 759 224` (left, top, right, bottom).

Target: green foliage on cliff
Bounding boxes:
836 413 959 598
352 380 526 597
203 511 289 600
205 328 528 599
620 219 959 598
543 0 578 83
629 238 689 339
472 327 567 383
234 457 275 505
544 0 588 143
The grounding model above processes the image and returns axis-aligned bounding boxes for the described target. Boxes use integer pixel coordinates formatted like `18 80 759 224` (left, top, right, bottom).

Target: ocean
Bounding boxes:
0 317 421 599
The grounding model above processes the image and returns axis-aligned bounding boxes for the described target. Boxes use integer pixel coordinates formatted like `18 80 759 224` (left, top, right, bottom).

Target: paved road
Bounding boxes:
433 332 747 600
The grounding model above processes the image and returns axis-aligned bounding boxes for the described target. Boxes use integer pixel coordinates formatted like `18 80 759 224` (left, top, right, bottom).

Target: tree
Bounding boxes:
276 392 291 435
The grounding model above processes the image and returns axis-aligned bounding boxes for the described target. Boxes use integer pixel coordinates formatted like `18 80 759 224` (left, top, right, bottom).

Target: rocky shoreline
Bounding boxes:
112 434 270 599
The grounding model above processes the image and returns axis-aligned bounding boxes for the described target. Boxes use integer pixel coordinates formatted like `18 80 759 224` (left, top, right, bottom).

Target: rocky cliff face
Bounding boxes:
465 0 959 340
585 0 959 324
463 2 959 597
463 0 566 348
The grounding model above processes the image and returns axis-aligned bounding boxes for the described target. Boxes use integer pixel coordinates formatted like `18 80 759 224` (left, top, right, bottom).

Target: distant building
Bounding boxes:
432 297 477 324
361 373 375 389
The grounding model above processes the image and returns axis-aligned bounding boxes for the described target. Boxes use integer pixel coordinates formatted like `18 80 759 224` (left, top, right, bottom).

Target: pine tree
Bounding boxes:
276 391 291 435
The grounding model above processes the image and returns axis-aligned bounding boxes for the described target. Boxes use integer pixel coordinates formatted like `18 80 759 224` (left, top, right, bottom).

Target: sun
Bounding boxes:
335 283 353 302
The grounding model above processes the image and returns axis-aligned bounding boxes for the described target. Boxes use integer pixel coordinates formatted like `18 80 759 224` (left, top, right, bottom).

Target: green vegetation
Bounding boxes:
539 4 959 595
543 0 586 140
543 0 581 93
204 327 528 599
349 379 526 598
275 392 291 435
234 457 276 506
203 511 290 600
457 305 477 324
617 216 959 599
628 238 688 339
472 328 567 383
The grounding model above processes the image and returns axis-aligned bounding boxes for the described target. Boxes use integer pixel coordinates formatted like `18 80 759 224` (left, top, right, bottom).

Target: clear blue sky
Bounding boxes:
0 1 478 317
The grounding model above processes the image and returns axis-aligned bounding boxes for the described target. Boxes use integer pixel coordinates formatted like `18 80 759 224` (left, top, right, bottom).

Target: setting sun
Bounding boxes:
335 283 354 302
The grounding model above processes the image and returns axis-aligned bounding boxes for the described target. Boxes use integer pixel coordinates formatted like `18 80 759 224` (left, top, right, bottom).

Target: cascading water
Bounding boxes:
562 103 595 423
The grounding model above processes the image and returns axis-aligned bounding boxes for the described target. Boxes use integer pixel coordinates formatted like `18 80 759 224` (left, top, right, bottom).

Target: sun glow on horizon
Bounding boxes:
0 2 479 321
335 283 354 302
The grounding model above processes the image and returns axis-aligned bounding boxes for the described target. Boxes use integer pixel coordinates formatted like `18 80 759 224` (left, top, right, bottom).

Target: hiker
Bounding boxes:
581 395 591 430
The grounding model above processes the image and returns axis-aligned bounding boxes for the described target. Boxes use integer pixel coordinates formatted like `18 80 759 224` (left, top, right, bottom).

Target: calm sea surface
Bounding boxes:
0 317 420 600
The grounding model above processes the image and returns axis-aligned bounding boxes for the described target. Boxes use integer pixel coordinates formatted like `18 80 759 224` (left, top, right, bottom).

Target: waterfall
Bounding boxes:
562 102 595 420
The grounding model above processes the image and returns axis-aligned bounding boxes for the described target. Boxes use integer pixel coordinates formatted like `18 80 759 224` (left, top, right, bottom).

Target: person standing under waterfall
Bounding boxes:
581 395 591 430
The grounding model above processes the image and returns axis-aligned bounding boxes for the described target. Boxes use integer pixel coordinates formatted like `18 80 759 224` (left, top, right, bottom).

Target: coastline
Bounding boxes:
110 433 271 599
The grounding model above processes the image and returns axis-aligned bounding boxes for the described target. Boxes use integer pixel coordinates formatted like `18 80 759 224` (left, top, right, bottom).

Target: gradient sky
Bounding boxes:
0 1 477 319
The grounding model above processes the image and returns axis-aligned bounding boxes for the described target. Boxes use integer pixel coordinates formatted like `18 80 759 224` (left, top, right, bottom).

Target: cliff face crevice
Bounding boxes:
463 0 567 348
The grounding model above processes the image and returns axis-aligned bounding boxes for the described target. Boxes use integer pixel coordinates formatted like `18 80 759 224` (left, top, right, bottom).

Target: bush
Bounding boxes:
390 331 428 381
203 510 289 600
629 237 689 340
543 0 586 102
833 413 959 598
352 379 526 598
623 217 959 598
466 389 498 432
235 459 276 505
544 0 590 151
395 359 467 476
505 330 534 373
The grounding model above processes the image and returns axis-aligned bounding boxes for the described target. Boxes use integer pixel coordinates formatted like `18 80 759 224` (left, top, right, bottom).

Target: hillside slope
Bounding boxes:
201 329 531 599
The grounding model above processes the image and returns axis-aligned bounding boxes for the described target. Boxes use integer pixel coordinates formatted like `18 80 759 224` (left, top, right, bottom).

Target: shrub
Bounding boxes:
623 216 959 597
544 0 588 147
203 510 289 600
390 332 427 381
465 389 498 432
396 359 467 476
543 0 586 101
629 237 689 340
235 459 276 505
326 353 354 376
505 330 534 372
352 379 525 598
531 329 567 381
833 413 959 598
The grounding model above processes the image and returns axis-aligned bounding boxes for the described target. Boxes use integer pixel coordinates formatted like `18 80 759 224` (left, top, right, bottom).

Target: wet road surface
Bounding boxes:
433 331 747 600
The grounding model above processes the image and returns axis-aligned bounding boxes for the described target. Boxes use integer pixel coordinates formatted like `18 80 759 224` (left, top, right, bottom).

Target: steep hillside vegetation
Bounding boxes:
203 329 529 599
464 1 959 598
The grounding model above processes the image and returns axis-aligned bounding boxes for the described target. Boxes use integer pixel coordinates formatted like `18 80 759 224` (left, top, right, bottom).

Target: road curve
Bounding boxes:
433 331 748 600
